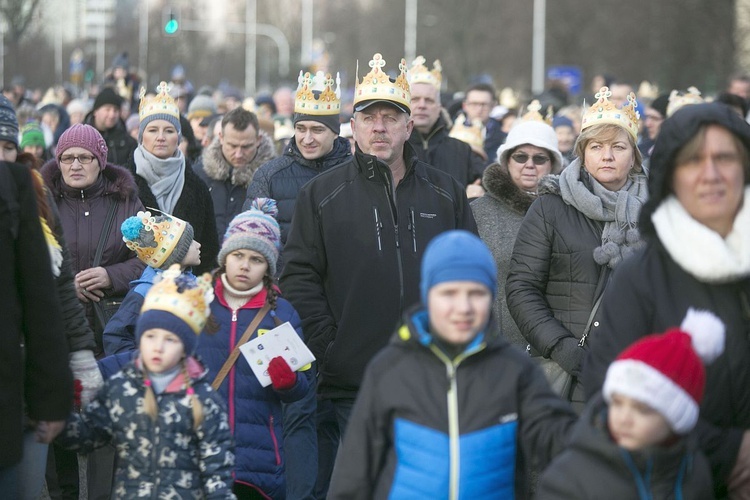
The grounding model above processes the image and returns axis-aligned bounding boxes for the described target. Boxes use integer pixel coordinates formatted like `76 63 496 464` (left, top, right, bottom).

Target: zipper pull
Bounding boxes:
394 225 400 248
232 309 237 322
409 208 417 252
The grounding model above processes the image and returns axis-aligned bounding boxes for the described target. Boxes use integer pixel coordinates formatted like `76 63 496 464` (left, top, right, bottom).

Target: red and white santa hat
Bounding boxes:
603 308 725 434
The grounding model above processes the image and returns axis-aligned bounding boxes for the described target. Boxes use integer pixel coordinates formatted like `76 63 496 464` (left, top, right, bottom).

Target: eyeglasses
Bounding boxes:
510 153 550 165
60 153 96 165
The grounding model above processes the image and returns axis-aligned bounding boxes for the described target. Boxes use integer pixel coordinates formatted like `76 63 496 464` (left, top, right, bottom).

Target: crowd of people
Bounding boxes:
1 48 749 500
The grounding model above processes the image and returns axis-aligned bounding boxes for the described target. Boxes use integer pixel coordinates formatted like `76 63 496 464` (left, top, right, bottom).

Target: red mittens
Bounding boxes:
268 356 296 391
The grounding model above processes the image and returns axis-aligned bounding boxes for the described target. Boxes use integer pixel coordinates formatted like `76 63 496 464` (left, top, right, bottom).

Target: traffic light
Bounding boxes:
163 8 180 35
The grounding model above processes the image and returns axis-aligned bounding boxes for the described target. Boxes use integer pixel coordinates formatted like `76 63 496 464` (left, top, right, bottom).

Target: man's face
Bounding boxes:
220 123 259 168
728 79 750 100
189 117 208 142
351 103 413 166
643 107 665 141
610 84 634 107
294 120 337 160
462 90 494 124
410 83 441 134
93 104 120 131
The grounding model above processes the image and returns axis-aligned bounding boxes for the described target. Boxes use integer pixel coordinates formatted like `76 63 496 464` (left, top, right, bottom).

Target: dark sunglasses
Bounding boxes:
510 153 550 166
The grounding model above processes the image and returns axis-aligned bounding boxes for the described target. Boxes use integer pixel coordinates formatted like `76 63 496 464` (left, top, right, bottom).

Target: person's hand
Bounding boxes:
70 350 104 408
268 357 296 391
466 179 485 199
35 420 66 443
729 431 750 499
75 267 111 303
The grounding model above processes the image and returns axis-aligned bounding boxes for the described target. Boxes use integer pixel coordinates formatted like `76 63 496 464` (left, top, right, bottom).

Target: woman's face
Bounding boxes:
672 125 746 237
59 146 101 189
141 119 179 159
507 145 553 192
583 128 634 191
0 140 18 162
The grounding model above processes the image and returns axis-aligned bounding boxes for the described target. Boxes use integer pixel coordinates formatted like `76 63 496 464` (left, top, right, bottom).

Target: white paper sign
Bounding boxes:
238 321 315 387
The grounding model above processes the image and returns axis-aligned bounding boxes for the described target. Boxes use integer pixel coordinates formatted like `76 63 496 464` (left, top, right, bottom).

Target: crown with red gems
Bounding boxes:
666 87 704 118
141 264 214 335
581 86 640 140
354 53 411 112
138 81 180 123
408 56 442 89
521 100 553 125
294 70 341 115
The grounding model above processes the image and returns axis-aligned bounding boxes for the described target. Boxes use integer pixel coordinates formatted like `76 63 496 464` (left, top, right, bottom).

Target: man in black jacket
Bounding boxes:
84 87 137 166
279 53 477 497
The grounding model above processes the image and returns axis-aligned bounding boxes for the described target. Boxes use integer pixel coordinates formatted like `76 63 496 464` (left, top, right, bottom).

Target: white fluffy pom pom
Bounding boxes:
680 308 725 364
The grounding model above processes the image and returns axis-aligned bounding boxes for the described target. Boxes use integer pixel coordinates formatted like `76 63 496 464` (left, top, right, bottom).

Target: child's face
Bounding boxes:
608 393 674 450
182 240 202 267
427 281 492 346
140 328 185 374
224 249 268 292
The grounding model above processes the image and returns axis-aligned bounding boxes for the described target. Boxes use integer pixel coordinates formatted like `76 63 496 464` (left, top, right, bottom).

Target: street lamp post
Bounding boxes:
532 0 546 94
405 0 417 63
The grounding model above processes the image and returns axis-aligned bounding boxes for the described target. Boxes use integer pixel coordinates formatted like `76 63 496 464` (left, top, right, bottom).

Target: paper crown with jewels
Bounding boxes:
121 210 192 269
138 81 180 123
294 70 342 115
354 53 411 113
450 113 485 155
408 56 442 89
141 264 214 335
666 87 704 118
581 86 640 140
521 100 553 125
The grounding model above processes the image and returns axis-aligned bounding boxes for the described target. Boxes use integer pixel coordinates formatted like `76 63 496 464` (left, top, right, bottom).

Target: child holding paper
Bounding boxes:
196 198 312 499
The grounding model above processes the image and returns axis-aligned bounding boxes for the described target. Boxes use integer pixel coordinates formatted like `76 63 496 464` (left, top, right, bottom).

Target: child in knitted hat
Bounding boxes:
329 230 577 498
20 121 48 160
55 266 236 499
101 210 201 355
537 308 723 499
194 198 312 499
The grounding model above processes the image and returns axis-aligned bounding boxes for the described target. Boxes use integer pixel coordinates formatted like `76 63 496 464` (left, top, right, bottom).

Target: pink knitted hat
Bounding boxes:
56 124 109 169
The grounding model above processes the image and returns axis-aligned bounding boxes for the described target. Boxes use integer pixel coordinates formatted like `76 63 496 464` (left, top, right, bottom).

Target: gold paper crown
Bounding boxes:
450 114 485 152
141 264 214 335
408 56 442 89
521 100 553 125
581 86 640 140
138 81 180 123
354 53 411 111
294 70 341 115
122 210 189 268
666 87 704 117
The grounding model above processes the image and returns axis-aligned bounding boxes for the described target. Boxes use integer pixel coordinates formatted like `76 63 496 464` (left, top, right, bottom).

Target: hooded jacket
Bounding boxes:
280 143 477 400
583 103 750 497
193 130 276 240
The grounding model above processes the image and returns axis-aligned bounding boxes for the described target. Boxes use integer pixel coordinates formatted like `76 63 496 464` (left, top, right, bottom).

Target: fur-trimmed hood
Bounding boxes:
481 162 537 215
199 130 275 188
537 173 561 196
40 158 139 201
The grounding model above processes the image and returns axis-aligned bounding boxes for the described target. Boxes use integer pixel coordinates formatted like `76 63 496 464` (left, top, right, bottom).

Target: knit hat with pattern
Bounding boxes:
0 94 19 146
218 198 281 274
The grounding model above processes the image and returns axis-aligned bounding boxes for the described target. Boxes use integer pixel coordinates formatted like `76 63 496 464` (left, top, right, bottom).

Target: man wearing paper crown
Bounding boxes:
280 52 477 494
243 70 352 268
406 56 485 196
102 210 202 355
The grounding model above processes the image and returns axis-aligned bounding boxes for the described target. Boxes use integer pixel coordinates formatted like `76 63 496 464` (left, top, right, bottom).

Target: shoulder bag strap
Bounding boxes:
211 302 272 391
92 198 119 328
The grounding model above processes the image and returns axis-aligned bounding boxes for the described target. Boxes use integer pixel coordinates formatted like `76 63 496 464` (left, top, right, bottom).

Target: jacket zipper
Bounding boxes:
373 206 383 252
269 414 281 465
381 170 405 314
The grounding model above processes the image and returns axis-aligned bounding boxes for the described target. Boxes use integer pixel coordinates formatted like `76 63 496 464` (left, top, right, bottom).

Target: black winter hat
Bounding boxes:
93 87 123 111
649 93 670 119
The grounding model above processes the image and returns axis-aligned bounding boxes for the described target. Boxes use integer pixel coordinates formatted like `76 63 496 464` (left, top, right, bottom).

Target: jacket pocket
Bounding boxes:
268 414 281 466
372 206 383 252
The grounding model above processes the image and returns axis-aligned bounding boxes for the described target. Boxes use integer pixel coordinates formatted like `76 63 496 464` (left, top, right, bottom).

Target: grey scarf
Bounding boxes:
134 144 186 214
559 158 648 268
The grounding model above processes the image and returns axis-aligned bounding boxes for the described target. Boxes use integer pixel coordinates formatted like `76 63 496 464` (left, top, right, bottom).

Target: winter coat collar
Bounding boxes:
481 162 536 215
413 114 450 144
354 140 420 183
132 355 209 393
214 278 271 310
40 159 139 201
200 130 275 188
283 135 352 170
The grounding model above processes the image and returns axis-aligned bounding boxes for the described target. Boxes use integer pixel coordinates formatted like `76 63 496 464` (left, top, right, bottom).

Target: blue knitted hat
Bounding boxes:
420 230 497 304
218 198 281 274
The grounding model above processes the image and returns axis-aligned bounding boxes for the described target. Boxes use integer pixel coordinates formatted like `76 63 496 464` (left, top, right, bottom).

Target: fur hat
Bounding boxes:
420 230 497 304
136 265 213 354
56 124 109 169
121 210 195 270
218 198 281 274
0 94 19 146
93 87 123 111
497 120 564 174
603 308 725 434
20 121 45 149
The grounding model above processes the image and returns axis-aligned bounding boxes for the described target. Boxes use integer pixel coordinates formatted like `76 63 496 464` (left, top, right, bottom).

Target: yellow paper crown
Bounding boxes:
450 113 485 152
521 100 553 125
141 264 214 335
581 86 640 140
138 81 180 123
122 210 189 268
408 56 442 89
294 70 341 115
666 87 704 118
354 53 411 112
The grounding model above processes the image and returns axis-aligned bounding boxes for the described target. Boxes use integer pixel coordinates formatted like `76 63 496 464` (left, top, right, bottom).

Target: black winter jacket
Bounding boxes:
280 144 477 399
84 113 137 167
537 394 714 499
408 115 485 186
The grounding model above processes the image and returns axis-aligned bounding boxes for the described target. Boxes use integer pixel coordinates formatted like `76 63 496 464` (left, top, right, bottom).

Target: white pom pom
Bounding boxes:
680 308 725 364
